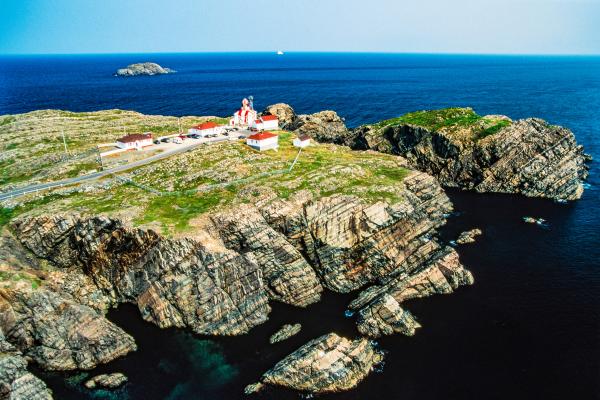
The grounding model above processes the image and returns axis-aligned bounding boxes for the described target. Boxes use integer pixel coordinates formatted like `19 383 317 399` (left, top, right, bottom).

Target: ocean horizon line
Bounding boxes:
1 51 600 58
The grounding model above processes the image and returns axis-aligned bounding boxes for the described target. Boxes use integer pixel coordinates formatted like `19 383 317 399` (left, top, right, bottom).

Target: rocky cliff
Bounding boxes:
268 104 589 201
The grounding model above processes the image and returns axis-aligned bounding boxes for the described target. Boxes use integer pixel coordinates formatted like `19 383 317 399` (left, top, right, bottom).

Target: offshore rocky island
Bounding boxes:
0 104 589 399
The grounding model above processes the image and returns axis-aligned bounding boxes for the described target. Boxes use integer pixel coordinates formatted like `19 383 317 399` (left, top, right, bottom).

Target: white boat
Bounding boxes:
277 50 284 55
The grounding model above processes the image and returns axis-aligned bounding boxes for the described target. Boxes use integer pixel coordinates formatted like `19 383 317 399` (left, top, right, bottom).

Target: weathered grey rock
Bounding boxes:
349 247 474 337
456 228 483 244
356 293 421 337
12 215 271 336
212 206 322 307
115 62 175 77
261 103 296 128
0 331 53 400
291 110 352 145
295 172 456 293
0 285 136 371
351 117 589 201
257 333 383 393
84 373 127 389
269 323 301 344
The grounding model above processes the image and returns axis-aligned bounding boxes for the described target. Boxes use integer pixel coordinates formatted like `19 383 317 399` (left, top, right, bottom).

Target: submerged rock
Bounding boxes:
84 373 127 389
115 62 175 77
456 228 483 244
257 333 383 394
269 323 302 344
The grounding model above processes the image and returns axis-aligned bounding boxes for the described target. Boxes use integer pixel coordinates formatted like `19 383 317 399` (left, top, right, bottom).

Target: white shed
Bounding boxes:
293 134 311 148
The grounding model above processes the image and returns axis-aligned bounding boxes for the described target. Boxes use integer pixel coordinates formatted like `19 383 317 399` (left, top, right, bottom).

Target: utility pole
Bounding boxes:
61 129 69 156
96 145 104 170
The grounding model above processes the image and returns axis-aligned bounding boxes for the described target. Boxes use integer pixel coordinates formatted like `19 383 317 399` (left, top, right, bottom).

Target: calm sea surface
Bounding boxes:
2 53 598 400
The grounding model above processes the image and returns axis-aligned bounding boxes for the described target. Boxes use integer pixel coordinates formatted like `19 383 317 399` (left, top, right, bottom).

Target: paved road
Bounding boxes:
0 135 237 202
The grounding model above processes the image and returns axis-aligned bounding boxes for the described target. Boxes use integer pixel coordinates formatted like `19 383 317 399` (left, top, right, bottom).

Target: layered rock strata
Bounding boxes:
351 118 589 200
0 330 53 400
251 333 383 394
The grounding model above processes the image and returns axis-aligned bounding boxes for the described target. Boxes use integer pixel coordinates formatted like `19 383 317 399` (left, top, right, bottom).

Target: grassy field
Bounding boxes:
375 107 512 141
0 109 228 191
1 111 412 236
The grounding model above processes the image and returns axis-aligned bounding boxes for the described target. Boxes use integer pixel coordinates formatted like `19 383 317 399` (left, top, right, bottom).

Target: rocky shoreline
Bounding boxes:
0 104 589 398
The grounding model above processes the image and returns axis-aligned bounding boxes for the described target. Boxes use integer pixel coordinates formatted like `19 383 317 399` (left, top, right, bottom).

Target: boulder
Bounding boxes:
291 111 352 145
261 103 296 128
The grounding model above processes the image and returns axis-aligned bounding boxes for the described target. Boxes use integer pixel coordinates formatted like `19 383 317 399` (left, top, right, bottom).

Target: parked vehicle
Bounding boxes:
160 137 171 143
153 140 160 145
173 137 183 144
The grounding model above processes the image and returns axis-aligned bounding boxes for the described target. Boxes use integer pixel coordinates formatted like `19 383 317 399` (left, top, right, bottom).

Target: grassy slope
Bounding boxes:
0 109 228 190
1 112 410 236
375 107 511 141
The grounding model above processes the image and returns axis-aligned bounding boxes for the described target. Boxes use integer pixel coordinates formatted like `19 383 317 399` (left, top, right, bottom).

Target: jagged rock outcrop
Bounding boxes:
0 284 136 371
291 110 352 144
11 215 271 336
287 172 455 293
349 248 473 337
456 228 482 244
261 103 296 128
211 206 323 307
351 117 589 200
84 373 127 389
355 293 421 337
269 323 301 344
250 333 383 394
0 330 52 400
115 62 175 77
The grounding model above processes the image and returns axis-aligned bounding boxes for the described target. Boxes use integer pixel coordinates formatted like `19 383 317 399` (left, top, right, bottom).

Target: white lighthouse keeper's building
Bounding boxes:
246 132 279 151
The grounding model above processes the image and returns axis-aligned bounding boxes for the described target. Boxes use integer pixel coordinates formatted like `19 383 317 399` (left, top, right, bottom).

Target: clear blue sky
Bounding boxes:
1 0 599 55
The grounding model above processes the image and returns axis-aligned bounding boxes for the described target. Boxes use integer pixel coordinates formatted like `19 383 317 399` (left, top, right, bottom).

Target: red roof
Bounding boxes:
192 121 219 130
261 115 278 121
117 133 152 143
247 132 278 141
255 119 262 124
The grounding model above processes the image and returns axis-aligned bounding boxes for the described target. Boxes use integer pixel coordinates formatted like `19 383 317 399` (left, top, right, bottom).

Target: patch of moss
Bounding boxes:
0 270 42 290
0 207 14 228
476 119 512 140
376 108 482 131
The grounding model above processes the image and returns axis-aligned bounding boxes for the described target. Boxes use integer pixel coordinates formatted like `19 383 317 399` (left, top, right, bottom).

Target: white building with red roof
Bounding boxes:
246 131 279 151
188 121 225 137
252 114 279 131
116 133 153 151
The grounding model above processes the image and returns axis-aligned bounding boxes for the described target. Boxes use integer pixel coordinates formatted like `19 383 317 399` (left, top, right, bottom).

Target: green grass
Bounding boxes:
0 270 42 290
375 107 511 141
0 207 14 228
376 108 482 130
475 119 512 140
0 115 16 126
134 188 235 233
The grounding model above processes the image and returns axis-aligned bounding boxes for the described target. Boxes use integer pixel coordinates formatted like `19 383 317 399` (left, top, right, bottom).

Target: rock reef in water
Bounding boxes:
267 104 590 201
456 228 483 244
253 333 383 394
84 373 128 389
115 62 175 77
269 323 301 344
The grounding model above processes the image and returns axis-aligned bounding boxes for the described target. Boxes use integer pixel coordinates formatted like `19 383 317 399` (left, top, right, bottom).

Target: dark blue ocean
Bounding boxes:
1 53 598 400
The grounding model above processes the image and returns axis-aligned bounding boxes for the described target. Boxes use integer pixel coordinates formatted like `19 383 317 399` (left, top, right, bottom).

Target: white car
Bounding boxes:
173 137 183 144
